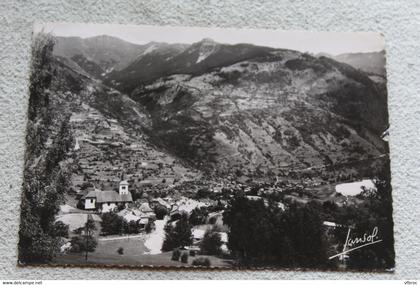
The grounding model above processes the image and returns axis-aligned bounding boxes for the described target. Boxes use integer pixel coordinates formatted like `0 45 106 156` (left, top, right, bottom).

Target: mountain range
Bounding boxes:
51 35 390 179
316 51 387 78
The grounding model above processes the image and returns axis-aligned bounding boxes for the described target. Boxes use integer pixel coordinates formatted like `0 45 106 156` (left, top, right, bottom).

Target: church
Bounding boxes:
82 180 133 212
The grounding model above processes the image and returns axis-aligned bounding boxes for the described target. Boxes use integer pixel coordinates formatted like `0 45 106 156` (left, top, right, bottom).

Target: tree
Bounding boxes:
70 236 97 253
52 221 69 238
200 229 222 255
189 207 208 225
18 32 80 264
223 196 270 262
123 220 140 234
334 165 394 270
27 33 55 123
154 204 168 220
279 202 329 268
18 32 60 264
223 195 330 267
162 213 192 251
101 212 124 235
71 217 97 255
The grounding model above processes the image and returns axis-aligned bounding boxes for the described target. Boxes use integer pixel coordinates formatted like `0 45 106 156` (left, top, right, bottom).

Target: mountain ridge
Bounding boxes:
51 35 390 181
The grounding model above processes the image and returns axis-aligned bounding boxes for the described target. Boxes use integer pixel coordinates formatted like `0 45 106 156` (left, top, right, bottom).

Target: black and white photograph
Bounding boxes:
19 23 394 271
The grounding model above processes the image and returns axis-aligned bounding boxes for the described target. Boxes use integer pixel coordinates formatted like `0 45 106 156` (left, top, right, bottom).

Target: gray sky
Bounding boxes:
34 22 385 56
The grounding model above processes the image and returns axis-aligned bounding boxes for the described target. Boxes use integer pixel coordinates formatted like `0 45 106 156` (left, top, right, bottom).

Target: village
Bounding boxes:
50 92 381 267
55 153 375 268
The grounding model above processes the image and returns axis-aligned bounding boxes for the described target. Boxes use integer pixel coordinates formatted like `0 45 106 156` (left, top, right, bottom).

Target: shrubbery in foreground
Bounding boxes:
192 257 211 267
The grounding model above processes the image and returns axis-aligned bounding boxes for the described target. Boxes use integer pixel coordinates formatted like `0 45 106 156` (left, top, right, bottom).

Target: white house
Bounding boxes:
83 180 133 212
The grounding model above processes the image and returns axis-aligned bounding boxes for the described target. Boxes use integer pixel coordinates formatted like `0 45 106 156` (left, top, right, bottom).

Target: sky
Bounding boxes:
34 22 385 56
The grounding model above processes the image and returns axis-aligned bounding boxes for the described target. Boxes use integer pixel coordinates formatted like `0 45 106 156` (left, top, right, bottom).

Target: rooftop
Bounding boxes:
83 190 132 203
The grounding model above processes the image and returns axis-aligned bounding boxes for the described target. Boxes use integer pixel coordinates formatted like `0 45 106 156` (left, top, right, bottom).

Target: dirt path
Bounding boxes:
144 216 168 254
98 234 145 241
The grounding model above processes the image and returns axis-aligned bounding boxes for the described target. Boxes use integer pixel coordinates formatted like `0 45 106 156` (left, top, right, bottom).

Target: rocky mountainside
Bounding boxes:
52 35 390 181
105 38 274 93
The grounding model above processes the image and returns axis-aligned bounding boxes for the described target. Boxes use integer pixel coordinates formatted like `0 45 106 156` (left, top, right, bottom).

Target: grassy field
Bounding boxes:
54 236 234 268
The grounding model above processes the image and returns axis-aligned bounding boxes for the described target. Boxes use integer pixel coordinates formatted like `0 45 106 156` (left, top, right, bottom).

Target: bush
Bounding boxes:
171 249 181 261
189 250 196 257
192 257 211 267
117 247 124 255
181 252 189 263
76 199 85 210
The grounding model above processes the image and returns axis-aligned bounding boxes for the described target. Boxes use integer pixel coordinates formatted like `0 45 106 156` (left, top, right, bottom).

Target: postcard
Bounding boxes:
19 23 393 271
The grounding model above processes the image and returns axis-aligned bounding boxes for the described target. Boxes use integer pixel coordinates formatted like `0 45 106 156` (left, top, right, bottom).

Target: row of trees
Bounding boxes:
161 213 223 256
223 170 394 270
19 33 75 264
333 172 394 269
223 196 331 268
100 212 153 236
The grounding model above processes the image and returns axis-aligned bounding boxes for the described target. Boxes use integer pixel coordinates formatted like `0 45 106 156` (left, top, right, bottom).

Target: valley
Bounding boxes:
20 31 393 270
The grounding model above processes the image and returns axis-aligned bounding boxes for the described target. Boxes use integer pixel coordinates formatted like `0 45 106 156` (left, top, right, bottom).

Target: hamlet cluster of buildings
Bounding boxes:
80 179 219 228
81 179 157 229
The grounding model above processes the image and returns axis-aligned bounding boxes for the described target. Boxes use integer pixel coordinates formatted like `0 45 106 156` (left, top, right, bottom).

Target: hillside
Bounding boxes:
332 51 386 77
50 55 201 195
105 39 274 93
52 35 390 182
127 51 389 178
53 35 146 77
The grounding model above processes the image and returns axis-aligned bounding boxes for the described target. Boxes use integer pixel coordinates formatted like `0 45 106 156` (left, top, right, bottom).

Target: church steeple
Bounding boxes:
119 180 129 195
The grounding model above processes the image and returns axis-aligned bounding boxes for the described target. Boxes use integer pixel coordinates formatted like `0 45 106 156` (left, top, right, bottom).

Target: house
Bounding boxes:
149 197 171 209
136 202 156 220
117 207 154 229
322 221 345 228
139 202 154 214
192 229 205 244
83 180 133 212
219 232 230 254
